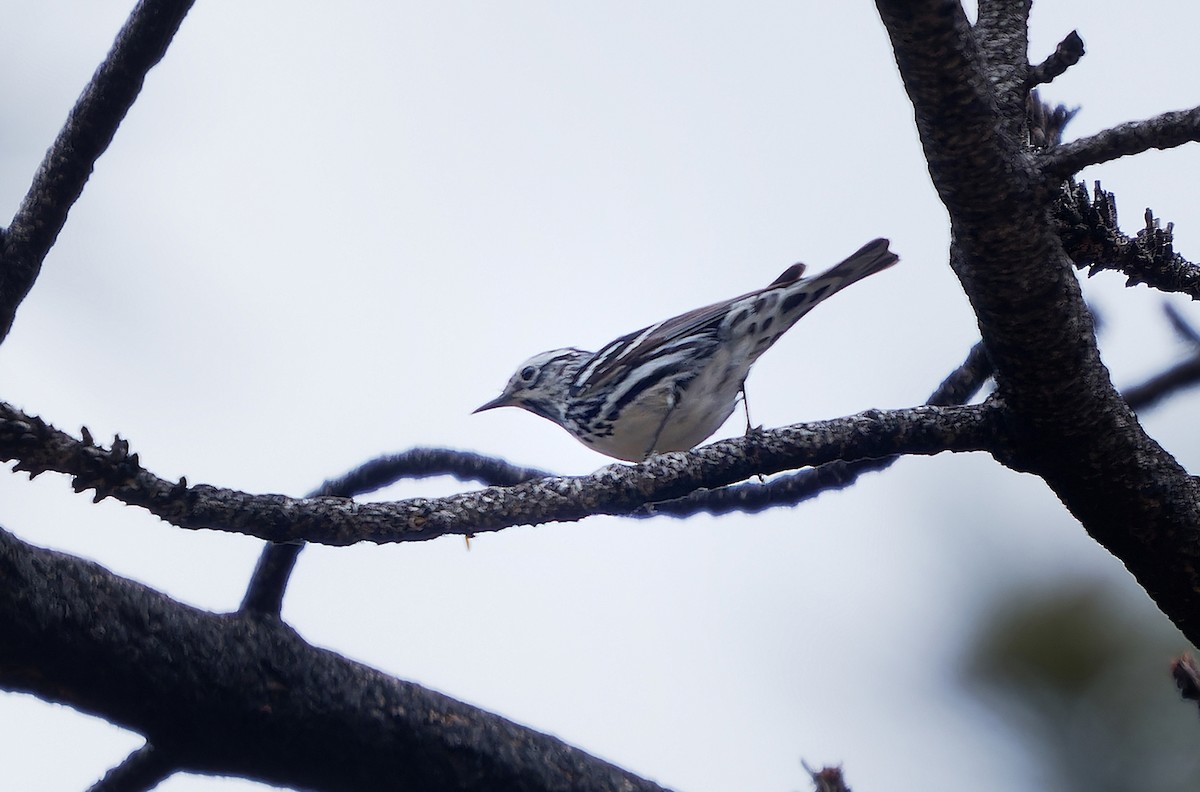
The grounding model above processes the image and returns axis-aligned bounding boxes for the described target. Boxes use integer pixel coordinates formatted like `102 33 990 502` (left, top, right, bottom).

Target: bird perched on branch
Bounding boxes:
476 238 899 461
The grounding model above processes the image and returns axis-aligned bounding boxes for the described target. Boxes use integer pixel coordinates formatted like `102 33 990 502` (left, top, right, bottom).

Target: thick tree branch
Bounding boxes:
0 0 195 343
973 0 1031 128
1056 181 1200 298
876 0 1200 645
0 526 667 792
876 0 1103 430
0 400 1002 544
1041 105 1200 177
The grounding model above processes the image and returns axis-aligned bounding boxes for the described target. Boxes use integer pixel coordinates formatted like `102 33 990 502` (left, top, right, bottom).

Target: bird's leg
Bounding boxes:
739 385 766 482
739 384 765 434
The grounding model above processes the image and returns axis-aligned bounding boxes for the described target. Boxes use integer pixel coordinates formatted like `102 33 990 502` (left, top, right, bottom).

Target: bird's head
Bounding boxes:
474 348 589 424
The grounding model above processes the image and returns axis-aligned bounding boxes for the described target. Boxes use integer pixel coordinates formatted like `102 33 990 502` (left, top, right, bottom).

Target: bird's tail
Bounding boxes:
775 238 898 323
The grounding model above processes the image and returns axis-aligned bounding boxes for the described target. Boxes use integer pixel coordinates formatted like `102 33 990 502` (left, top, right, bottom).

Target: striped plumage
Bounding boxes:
475 238 899 461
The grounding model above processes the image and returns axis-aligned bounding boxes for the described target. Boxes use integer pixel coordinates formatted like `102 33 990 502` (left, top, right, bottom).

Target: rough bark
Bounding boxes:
3 1 1200 790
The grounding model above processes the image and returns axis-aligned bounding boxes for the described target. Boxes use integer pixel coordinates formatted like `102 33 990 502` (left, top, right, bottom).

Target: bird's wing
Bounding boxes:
569 281 796 395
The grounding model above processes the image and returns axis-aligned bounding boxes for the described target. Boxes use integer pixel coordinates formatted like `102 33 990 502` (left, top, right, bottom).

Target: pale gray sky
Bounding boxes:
1 2 1199 791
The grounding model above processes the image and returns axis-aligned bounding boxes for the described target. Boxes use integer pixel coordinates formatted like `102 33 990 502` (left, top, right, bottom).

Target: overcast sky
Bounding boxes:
2 2 1199 791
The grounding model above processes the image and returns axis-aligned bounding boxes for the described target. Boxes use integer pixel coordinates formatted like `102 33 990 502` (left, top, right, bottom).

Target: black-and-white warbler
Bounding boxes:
476 238 899 461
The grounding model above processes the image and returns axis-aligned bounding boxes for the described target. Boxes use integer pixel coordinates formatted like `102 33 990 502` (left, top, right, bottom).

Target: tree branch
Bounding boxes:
1164 302 1200 346
876 0 1200 646
876 0 1104 431
1122 357 1200 412
0 526 667 792
0 400 1002 544
238 541 304 617
1041 105 1200 177
240 451 553 615
309 449 554 495
87 744 173 792
1026 30 1084 89
0 0 195 343
1118 296 1200 412
973 0 1031 128
644 341 994 517
1055 181 1200 298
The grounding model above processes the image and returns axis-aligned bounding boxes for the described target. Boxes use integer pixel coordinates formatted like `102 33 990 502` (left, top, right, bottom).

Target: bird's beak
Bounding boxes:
472 394 511 414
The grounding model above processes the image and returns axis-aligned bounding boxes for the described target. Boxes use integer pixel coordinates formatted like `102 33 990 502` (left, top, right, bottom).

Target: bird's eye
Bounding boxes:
519 365 537 382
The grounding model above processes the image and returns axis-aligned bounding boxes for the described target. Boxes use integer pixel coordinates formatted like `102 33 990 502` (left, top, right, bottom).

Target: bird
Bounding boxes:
475 238 899 462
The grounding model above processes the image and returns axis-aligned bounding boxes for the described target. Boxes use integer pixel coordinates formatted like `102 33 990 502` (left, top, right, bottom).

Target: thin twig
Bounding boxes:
1026 30 1084 89
1120 303 1200 411
1123 357 1200 412
239 541 304 616
1164 302 1200 346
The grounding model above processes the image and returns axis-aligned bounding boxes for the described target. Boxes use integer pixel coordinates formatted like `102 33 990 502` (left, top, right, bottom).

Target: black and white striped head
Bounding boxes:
474 348 590 425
